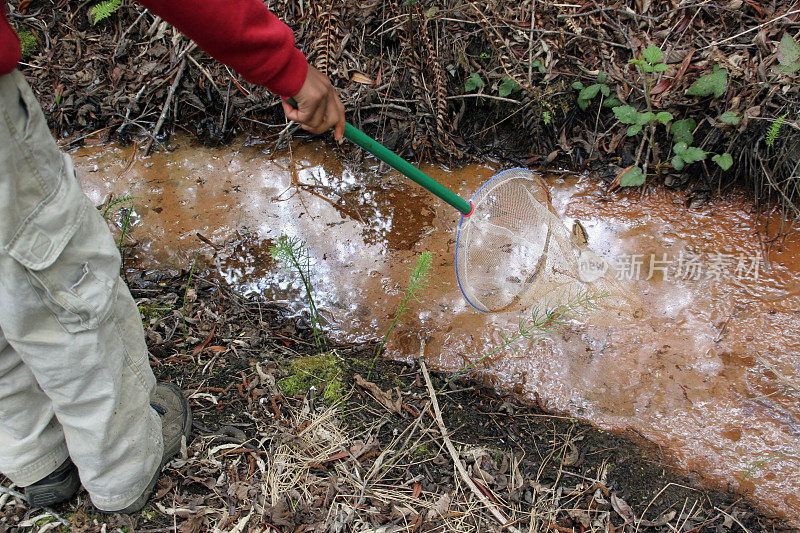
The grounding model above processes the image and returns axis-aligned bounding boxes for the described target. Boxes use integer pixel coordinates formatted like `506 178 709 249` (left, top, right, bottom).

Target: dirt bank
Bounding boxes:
0 272 792 532
6 0 800 215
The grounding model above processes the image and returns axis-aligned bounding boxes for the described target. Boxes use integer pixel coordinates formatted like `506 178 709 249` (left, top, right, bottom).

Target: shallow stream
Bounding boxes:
71 135 800 522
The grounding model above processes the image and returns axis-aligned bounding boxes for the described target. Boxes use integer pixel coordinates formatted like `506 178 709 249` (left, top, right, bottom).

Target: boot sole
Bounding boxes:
26 471 81 507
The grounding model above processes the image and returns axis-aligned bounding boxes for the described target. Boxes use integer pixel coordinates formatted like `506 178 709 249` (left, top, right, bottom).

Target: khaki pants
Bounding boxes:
0 70 163 511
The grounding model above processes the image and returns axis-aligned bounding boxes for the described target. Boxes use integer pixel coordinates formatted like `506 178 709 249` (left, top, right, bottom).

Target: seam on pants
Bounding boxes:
112 306 149 392
0 84 49 198
5 138 66 255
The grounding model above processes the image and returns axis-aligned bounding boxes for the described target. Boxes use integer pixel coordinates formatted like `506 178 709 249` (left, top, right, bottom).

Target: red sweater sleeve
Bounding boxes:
135 0 308 98
0 3 22 76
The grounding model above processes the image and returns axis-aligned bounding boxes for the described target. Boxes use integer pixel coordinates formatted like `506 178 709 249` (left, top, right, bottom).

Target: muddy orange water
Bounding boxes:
70 135 800 522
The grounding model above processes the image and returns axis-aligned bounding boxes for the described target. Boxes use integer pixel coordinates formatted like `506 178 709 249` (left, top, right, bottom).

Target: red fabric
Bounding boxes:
0 0 307 97
0 3 21 76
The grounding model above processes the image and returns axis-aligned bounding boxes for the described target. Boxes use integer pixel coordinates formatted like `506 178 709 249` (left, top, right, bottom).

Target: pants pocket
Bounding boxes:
20 208 122 334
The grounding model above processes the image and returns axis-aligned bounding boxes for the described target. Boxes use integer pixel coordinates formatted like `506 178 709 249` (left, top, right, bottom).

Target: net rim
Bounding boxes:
455 167 541 313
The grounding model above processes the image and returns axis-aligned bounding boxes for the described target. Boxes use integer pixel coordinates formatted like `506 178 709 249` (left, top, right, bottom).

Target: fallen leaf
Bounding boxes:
191 325 216 356
354 374 403 415
351 72 373 85
611 494 636 522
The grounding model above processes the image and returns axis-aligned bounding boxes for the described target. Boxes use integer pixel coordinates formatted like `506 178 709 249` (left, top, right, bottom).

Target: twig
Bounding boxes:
145 56 187 155
446 93 522 104
756 352 800 391
419 348 521 533
702 9 800 50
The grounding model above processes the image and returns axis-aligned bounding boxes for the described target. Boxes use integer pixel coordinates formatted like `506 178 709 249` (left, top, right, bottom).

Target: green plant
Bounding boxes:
101 194 137 220
270 235 324 349
773 33 800 75
766 112 788 151
90 0 122 24
671 141 706 171
17 28 38 59
278 352 344 404
445 290 605 388
182 252 199 337
101 195 138 253
719 111 741 125
612 46 674 186
370 251 433 376
464 72 484 92
686 65 728 98
572 71 618 111
498 76 520 97
669 119 733 172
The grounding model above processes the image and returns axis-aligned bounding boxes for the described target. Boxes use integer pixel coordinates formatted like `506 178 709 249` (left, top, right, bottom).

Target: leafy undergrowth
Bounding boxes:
0 273 793 532
9 0 800 214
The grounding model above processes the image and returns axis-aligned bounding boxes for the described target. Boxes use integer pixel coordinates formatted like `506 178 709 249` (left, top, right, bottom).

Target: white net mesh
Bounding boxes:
456 168 641 321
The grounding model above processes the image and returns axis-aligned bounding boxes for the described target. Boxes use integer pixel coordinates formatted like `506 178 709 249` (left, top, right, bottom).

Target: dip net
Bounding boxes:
455 168 640 321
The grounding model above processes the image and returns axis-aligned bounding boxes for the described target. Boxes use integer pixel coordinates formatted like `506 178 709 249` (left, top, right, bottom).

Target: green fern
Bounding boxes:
101 194 137 220
766 112 788 151
369 251 433 377
90 0 122 25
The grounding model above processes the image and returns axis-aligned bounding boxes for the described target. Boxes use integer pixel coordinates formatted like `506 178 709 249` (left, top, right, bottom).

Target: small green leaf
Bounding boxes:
532 60 545 73
635 111 656 125
678 145 707 164
643 45 663 64
776 33 800 65
613 105 639 124
773 36 800 74
578 98 589 111
672 155 685 171
719 111 741 125
686 66 728 98
673 141 689 155
671 119 696 144
572 81 585 90
620 167 646 187
653 63 669 72
424 6 439 19
498 76 520 97
712 153 733 171
597 72 607 84
655 111 674 125
600 85 610 97
578 84 601 102
642 63 655 73
603 97 620 108
627 124 642 136
465 73 485 92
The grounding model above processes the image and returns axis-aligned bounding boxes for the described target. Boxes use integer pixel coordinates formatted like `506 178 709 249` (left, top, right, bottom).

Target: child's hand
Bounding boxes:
282 66 345 141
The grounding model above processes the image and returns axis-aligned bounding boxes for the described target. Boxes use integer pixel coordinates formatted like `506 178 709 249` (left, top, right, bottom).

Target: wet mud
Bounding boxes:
70 135 800 523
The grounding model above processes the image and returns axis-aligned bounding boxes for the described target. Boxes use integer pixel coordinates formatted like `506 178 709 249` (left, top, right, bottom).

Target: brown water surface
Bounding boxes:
70 135 800 522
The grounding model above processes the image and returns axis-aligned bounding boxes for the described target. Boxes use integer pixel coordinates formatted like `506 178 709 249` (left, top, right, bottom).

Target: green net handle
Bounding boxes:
287 98 472 215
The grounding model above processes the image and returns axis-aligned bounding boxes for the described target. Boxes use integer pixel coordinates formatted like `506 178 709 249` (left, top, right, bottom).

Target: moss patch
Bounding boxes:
16 28 38 60
278 352 344 404
138 303 173 325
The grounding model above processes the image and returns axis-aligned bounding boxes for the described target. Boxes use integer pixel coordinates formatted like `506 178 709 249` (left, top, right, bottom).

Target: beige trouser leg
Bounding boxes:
0 70 163 511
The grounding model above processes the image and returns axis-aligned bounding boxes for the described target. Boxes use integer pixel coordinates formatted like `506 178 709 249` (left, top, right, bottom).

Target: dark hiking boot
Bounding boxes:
102 383 192 514
24 458 80 507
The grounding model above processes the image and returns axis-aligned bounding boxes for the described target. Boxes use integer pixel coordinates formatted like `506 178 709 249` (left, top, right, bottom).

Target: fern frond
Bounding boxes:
101 194 137 220
90 0 122 25
766 112 788 151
